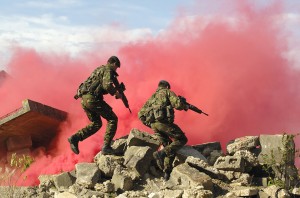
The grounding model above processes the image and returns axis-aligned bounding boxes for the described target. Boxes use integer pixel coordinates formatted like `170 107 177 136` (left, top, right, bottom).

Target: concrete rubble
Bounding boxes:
1 128 300 198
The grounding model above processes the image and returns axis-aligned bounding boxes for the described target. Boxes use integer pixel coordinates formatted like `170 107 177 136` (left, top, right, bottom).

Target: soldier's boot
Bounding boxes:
101 143 115 155
164 170 171 181
68 134 81 154
163 154 174 181
153 150 166 171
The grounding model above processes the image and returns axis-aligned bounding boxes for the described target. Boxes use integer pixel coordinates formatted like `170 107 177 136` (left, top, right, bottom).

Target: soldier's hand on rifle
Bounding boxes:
115 91 123 99
74 94 79 100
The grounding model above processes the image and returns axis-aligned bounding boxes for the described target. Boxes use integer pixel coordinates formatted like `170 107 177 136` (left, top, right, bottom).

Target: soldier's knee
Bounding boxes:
93 121 102 130
110 116 118 125
180 135 188 145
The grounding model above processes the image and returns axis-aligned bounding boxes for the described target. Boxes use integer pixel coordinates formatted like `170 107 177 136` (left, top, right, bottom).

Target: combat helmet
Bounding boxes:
108 56 121 67
158 80 171 89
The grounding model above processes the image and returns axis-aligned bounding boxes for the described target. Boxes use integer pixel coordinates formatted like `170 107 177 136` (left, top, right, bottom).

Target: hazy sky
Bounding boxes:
0 0 299 69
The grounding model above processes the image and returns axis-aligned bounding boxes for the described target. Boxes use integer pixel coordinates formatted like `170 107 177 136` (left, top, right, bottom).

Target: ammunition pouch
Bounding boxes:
76 80 105 100
153 105 164 121
145 109 155 124
166 105 174 123
153 105 174 123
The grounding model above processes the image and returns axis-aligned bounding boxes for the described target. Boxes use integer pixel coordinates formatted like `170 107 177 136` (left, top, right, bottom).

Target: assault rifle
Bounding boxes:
178 96 208 116
113 78 132 114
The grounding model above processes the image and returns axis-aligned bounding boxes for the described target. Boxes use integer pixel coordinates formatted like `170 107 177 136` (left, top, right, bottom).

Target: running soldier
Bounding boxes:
69 56 128 155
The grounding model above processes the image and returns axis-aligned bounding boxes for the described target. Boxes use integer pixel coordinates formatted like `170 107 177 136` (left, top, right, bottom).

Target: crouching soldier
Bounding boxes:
138 80 189 180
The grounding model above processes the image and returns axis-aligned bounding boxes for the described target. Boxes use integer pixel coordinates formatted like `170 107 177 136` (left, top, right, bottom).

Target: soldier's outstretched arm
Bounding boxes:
178 95 209 116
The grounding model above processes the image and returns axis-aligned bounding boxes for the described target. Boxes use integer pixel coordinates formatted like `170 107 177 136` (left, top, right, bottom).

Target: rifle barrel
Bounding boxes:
189 104 208 116
202 112 209 116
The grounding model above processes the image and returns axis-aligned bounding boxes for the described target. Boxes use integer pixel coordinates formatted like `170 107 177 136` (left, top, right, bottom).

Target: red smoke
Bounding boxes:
1 1 300 185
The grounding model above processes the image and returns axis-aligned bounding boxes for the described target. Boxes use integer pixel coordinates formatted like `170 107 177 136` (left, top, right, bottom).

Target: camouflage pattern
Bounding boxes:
78 64 118 99
75 64 119 145
138 87 186 120
151 122 187 172
139 86 188 172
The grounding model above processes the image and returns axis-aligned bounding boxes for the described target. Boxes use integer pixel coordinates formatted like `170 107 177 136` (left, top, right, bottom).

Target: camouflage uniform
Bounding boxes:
76 64 118 144
69 57 121 155
138 84 188 175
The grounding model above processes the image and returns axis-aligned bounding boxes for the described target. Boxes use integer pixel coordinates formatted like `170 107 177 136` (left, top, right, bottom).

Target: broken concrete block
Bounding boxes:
75 163 100 188
123 146 153 177
126 128 160 150
176 145 207 163
231 173 251 185
148 192 160 198
79 189 106 198
170 163 213 190
112 136 128 155
258 134 298 188
94 154 124 178
94 181 114 193
218 170 245 182
262 185 291 198
214 156 247 172
117 191 148 198
233 150 258 172
52 172 75 192
56 192 77 198
234 150 258 166
6 135 32 152
258 134 295 164
258 190 271 198
68 183 85 195
226 136 259 155
218 170 235 181
227 187 259 197
183 186 213 198
185 156 222 179
292 187 300 195
160 189 183 198
111 166 133 191
38 174 55 191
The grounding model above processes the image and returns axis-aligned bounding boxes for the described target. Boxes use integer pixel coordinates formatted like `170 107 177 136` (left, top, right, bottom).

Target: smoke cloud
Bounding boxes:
1 1 299 185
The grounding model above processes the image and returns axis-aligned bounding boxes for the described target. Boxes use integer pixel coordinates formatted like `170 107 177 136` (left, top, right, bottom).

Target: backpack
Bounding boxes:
74 66 108 99
139 89 175 124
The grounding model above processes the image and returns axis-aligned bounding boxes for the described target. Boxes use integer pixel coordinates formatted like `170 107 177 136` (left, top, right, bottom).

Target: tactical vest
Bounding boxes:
76 65 111 98
145 88 175 123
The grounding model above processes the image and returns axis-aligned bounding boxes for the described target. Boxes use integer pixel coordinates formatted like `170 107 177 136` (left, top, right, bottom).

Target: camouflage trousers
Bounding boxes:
151 122 188 172
76 94 118 145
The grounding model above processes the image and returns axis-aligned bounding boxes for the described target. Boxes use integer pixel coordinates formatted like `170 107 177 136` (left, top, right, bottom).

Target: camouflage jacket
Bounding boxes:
77 64 118 98
138 87 186 125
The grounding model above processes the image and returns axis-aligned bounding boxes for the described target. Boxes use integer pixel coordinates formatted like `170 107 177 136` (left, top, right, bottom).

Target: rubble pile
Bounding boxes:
1 129 300 198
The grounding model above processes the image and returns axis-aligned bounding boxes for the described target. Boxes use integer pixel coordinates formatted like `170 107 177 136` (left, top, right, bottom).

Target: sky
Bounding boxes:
1 0 300 185
0 0 299 69
0 0 192 66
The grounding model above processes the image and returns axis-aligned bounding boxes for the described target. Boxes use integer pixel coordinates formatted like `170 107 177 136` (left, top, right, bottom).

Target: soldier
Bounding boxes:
138 80 190 180
68 56 123 155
